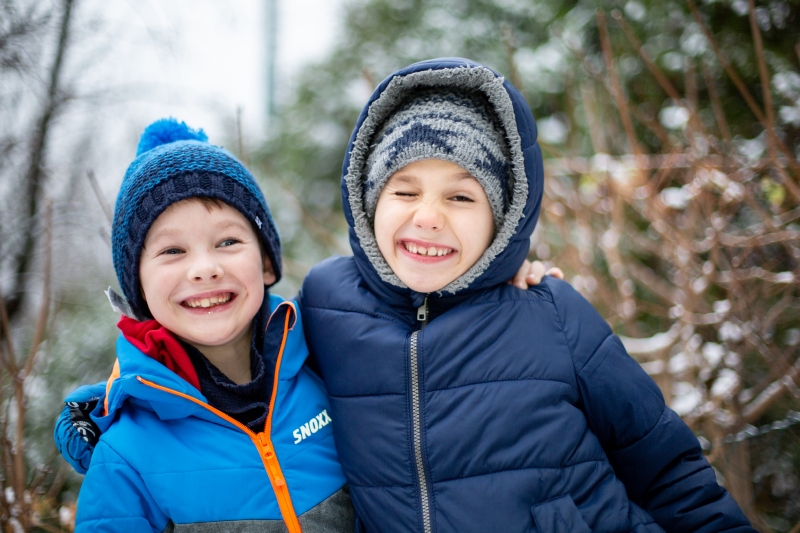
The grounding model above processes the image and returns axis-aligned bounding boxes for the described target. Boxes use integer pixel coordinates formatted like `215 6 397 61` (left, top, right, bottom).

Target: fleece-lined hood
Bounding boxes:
341 58 544 305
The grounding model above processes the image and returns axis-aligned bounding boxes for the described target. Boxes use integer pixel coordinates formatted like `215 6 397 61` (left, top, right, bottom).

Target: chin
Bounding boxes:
403 278 448 294
181 331 229 347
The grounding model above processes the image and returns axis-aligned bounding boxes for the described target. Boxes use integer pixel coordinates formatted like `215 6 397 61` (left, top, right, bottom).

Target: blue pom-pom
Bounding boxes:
135 118 208 156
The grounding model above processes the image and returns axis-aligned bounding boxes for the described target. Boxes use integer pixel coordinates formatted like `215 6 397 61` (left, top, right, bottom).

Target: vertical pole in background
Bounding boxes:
265 0 278 132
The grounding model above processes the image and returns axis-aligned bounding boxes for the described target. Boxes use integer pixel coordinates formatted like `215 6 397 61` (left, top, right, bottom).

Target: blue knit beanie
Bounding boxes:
364 89 511 227
112 118 281 320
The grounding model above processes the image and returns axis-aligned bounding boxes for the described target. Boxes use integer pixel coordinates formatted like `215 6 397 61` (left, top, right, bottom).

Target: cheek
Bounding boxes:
373 207 397 252
241 252 270 287
138 262 157 301
141 273 170 305
462 212 494 258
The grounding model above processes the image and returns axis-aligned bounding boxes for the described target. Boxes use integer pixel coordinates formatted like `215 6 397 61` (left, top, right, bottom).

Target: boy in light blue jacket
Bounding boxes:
60 118 352 532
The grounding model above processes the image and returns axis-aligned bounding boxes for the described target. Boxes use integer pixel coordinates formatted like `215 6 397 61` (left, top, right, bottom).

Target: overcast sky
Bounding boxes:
95 0 344 143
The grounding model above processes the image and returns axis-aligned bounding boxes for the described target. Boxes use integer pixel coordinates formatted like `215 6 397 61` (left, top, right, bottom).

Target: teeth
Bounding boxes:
404 242 451 257
185 293 231 308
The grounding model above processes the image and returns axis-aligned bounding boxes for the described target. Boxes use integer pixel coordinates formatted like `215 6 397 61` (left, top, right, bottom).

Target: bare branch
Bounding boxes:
23 199 52 379
742 357 800 424
4 0 75 323
701 61 733 145
685 0 800 188
746 0 775 151
596 10 644 161
86 170 113 224
0 291 18 376
500 23 524 93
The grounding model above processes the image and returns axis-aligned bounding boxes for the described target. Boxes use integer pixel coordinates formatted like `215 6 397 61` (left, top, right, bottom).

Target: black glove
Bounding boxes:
66 398 101 447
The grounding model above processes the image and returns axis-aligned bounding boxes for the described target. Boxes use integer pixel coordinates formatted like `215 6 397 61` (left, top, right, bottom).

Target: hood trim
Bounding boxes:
344 65 528 294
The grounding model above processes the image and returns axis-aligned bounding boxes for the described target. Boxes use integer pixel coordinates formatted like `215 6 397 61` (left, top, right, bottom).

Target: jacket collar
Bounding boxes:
95 294 304 427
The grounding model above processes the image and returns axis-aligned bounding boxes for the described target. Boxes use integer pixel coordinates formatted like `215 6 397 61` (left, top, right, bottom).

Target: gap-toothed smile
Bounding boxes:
401 241 455 257
182 292 233 309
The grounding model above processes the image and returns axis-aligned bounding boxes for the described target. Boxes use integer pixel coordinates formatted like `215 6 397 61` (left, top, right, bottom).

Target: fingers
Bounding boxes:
525 260 547 286
510 259 533 289
510 261 565 290
545 267 564 280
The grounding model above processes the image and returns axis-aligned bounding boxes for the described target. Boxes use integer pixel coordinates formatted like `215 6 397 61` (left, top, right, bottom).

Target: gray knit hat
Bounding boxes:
364 89 511 227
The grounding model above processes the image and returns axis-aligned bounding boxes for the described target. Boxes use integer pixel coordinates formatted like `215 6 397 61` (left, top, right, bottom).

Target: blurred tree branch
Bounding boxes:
0 201 52 532
3 0 74 326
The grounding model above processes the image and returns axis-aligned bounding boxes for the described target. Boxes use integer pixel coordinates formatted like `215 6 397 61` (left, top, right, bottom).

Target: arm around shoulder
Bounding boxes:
547 278 755 532
54 381 107 474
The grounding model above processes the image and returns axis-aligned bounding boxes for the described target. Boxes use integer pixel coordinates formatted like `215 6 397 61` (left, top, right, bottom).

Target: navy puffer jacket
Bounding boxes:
300 58 753 533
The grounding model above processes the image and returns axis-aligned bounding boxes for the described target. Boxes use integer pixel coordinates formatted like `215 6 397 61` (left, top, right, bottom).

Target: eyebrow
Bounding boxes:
389 171 477 185
451 172 477 182
144 228 181 247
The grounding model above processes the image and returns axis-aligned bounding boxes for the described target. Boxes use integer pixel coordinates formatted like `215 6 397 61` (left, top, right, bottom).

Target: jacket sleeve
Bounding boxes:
547 278 755 533
75 440 168 532
54 381 107 474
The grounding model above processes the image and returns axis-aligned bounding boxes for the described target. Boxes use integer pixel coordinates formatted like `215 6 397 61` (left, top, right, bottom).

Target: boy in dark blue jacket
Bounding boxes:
297 58 756 532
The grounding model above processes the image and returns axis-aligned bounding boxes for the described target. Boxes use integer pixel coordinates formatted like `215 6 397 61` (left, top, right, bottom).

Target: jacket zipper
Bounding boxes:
130 302 302 533
411 296 432 533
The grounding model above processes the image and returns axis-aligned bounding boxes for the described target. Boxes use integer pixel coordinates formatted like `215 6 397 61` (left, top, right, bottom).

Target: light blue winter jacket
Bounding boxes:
59 295 351 533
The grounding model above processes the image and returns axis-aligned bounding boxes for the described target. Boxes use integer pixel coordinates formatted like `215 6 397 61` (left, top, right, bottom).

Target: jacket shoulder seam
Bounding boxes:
329 391 404 399
92 437 134 469
432 459 608 484
546 283 613 375
546 283 579 378
611 403 669 453
427 377 574 394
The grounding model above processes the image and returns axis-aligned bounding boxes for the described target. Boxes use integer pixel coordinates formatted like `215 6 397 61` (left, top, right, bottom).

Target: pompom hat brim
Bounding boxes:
112 119 281 320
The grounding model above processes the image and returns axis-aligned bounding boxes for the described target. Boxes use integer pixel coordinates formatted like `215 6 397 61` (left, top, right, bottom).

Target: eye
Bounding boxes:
450 194 475 203
394 190 417 197
218 238 241 247
159 247 183 256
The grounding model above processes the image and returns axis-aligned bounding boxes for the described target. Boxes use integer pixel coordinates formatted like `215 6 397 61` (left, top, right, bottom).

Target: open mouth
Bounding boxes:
182 292 233 309
402 241 454 257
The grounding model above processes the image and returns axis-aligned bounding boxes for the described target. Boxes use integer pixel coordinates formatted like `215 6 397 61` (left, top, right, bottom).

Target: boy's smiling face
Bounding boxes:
374 159 494 293
139 199 274 356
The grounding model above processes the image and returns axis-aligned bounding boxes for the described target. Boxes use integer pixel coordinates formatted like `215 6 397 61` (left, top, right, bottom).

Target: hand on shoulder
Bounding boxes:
509 260 564 289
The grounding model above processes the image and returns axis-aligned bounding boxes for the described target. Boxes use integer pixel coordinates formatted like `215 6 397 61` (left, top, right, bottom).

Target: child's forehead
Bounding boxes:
387 160 482 185
147 200 249 240
161 196 229 214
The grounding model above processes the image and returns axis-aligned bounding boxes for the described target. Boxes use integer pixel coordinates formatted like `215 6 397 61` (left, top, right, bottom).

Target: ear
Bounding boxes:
262 257 277 286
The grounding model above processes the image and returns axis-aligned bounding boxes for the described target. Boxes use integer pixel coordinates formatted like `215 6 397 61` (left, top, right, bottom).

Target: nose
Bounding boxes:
187 250 223 281
413 201 445 231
